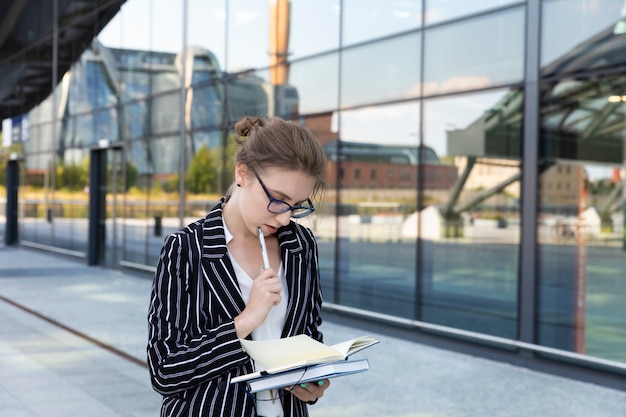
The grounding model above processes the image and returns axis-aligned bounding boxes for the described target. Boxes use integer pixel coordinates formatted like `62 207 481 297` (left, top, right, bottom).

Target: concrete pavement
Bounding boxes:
1 244 625 417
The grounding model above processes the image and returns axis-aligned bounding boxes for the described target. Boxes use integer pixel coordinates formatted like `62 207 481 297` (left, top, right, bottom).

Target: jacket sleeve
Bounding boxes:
146 232 249 396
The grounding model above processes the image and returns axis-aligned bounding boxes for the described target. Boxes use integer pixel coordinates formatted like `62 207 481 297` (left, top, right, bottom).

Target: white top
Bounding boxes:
224 222 287 417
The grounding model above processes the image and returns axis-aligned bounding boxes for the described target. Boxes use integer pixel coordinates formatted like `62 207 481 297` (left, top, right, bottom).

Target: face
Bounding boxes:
236 163 316 236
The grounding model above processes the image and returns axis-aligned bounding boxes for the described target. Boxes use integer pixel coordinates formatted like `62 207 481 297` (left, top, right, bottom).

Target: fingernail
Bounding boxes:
300 383 307 388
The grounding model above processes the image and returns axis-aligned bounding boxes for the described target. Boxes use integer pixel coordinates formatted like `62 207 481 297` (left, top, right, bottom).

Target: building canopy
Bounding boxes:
0 0 124 121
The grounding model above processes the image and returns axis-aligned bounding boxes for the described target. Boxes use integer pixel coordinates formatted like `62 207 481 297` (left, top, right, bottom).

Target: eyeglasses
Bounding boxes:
252 169 315 218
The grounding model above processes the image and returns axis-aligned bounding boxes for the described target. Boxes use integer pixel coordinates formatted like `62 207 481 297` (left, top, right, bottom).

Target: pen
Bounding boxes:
257 227 270 270
257 227 275 402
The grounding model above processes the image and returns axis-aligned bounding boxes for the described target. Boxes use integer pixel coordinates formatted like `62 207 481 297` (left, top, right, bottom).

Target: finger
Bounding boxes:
305 380 328 398
297 382 324 396
315 379 329 392
262 279 282 295
256 267 276 280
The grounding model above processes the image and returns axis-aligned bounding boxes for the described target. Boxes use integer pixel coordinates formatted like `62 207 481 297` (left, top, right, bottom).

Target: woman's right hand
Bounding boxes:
234 268 282 338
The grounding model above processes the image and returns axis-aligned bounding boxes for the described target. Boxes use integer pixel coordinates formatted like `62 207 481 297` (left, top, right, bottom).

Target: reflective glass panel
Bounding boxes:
53 147 89 254
28 105 55 152
151 91 181 135
122 139 160 267
541 0 626 73
341 32 421 108
20 150 55 247
98 0 151 51
342 0 421 47
296 113 338 302
151 133 180 176
425 0 521 25
226 70 272 122
227 0 270 72
422 88 522 338
122 134 187 268
188 0 227 67
101 148 125 267
334 102 420 318
423 6 524 96
97 0 151 104
289 53 340 115
190 82 223 131
290 0 340 58
94 107 119 144
152 0 183 53
121 100 148 140
538 75 626 364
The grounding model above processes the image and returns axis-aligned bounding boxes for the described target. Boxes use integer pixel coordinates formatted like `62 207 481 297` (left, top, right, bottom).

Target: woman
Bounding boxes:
147 116 330 417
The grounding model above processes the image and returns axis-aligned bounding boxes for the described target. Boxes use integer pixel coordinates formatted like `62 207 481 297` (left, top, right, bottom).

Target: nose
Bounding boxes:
275 210 292 226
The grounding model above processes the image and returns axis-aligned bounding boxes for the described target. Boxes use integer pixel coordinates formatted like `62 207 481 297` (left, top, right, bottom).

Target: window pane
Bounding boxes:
333 102 420 318
341 33 421 108
541 0 625 73
53 148 89 253
422 88 522 338
21 152 55 247
227 0 270 72
151 92 181 135
538 76 626 363
290 0 340 58
342 0 421 47
423 6 524 96
425 0 521 25
152 0 183 53
188 0 226 70
226 70 271 122
152 135 180 177
75 113 95 147
289 54 339 115
94 107 119 143
190 82 224 131
123 135 181 267
121 100 148 140
98 0 183 105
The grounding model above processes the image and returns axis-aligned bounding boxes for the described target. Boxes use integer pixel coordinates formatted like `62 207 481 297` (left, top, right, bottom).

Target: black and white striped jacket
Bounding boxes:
147 200 323 416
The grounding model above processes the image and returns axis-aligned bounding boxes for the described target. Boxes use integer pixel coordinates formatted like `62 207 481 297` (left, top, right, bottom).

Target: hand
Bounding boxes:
248 267 283 311
288 379 330 404
234 268 282 338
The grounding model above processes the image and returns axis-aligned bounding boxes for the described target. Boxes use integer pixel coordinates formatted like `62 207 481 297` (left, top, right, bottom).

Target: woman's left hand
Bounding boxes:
288 379 330 404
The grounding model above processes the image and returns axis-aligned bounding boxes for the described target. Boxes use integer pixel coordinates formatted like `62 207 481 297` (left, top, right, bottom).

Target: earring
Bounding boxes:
236 183 241 187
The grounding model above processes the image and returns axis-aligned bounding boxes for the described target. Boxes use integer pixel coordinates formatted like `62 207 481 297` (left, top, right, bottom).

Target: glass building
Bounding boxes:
1 0 626 385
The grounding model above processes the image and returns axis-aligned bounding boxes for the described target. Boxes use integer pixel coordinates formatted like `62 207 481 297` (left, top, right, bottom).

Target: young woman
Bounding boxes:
147 116 330 417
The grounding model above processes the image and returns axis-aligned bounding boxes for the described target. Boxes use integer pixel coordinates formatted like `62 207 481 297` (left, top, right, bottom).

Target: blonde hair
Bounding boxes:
230 116 327 200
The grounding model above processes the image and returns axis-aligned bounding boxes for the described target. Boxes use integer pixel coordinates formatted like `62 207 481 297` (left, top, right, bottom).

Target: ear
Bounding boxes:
235 162 248 186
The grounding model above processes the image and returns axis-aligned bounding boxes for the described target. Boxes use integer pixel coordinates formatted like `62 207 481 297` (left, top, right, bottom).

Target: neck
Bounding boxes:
222 193 251 241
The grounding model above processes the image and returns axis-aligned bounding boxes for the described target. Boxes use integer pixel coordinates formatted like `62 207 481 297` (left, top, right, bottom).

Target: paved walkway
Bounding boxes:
1 244 625 417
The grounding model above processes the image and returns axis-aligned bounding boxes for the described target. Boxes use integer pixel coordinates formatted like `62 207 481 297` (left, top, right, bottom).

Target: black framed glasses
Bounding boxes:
252 169 315 218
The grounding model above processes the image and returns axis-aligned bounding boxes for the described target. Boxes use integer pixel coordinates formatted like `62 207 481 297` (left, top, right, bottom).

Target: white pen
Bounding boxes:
257 227 271 269
257 226 276 402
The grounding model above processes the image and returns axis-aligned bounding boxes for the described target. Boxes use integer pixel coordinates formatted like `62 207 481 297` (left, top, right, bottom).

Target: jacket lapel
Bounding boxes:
200 202 247 319
277 224 307 337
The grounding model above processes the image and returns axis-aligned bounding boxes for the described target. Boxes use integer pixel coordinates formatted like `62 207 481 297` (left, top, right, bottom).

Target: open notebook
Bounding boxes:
230 334 379 387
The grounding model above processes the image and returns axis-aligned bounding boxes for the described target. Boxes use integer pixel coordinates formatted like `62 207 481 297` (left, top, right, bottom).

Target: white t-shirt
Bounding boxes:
225 222 288 417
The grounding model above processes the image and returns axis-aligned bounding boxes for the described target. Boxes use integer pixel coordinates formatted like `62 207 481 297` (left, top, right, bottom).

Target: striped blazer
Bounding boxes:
147 200 323 417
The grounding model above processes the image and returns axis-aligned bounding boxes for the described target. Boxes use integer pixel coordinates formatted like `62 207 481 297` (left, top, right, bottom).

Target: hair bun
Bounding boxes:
235 116 265 137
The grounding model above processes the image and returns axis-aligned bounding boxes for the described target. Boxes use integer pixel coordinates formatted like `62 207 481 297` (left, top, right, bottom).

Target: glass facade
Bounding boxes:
3 0 626 377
